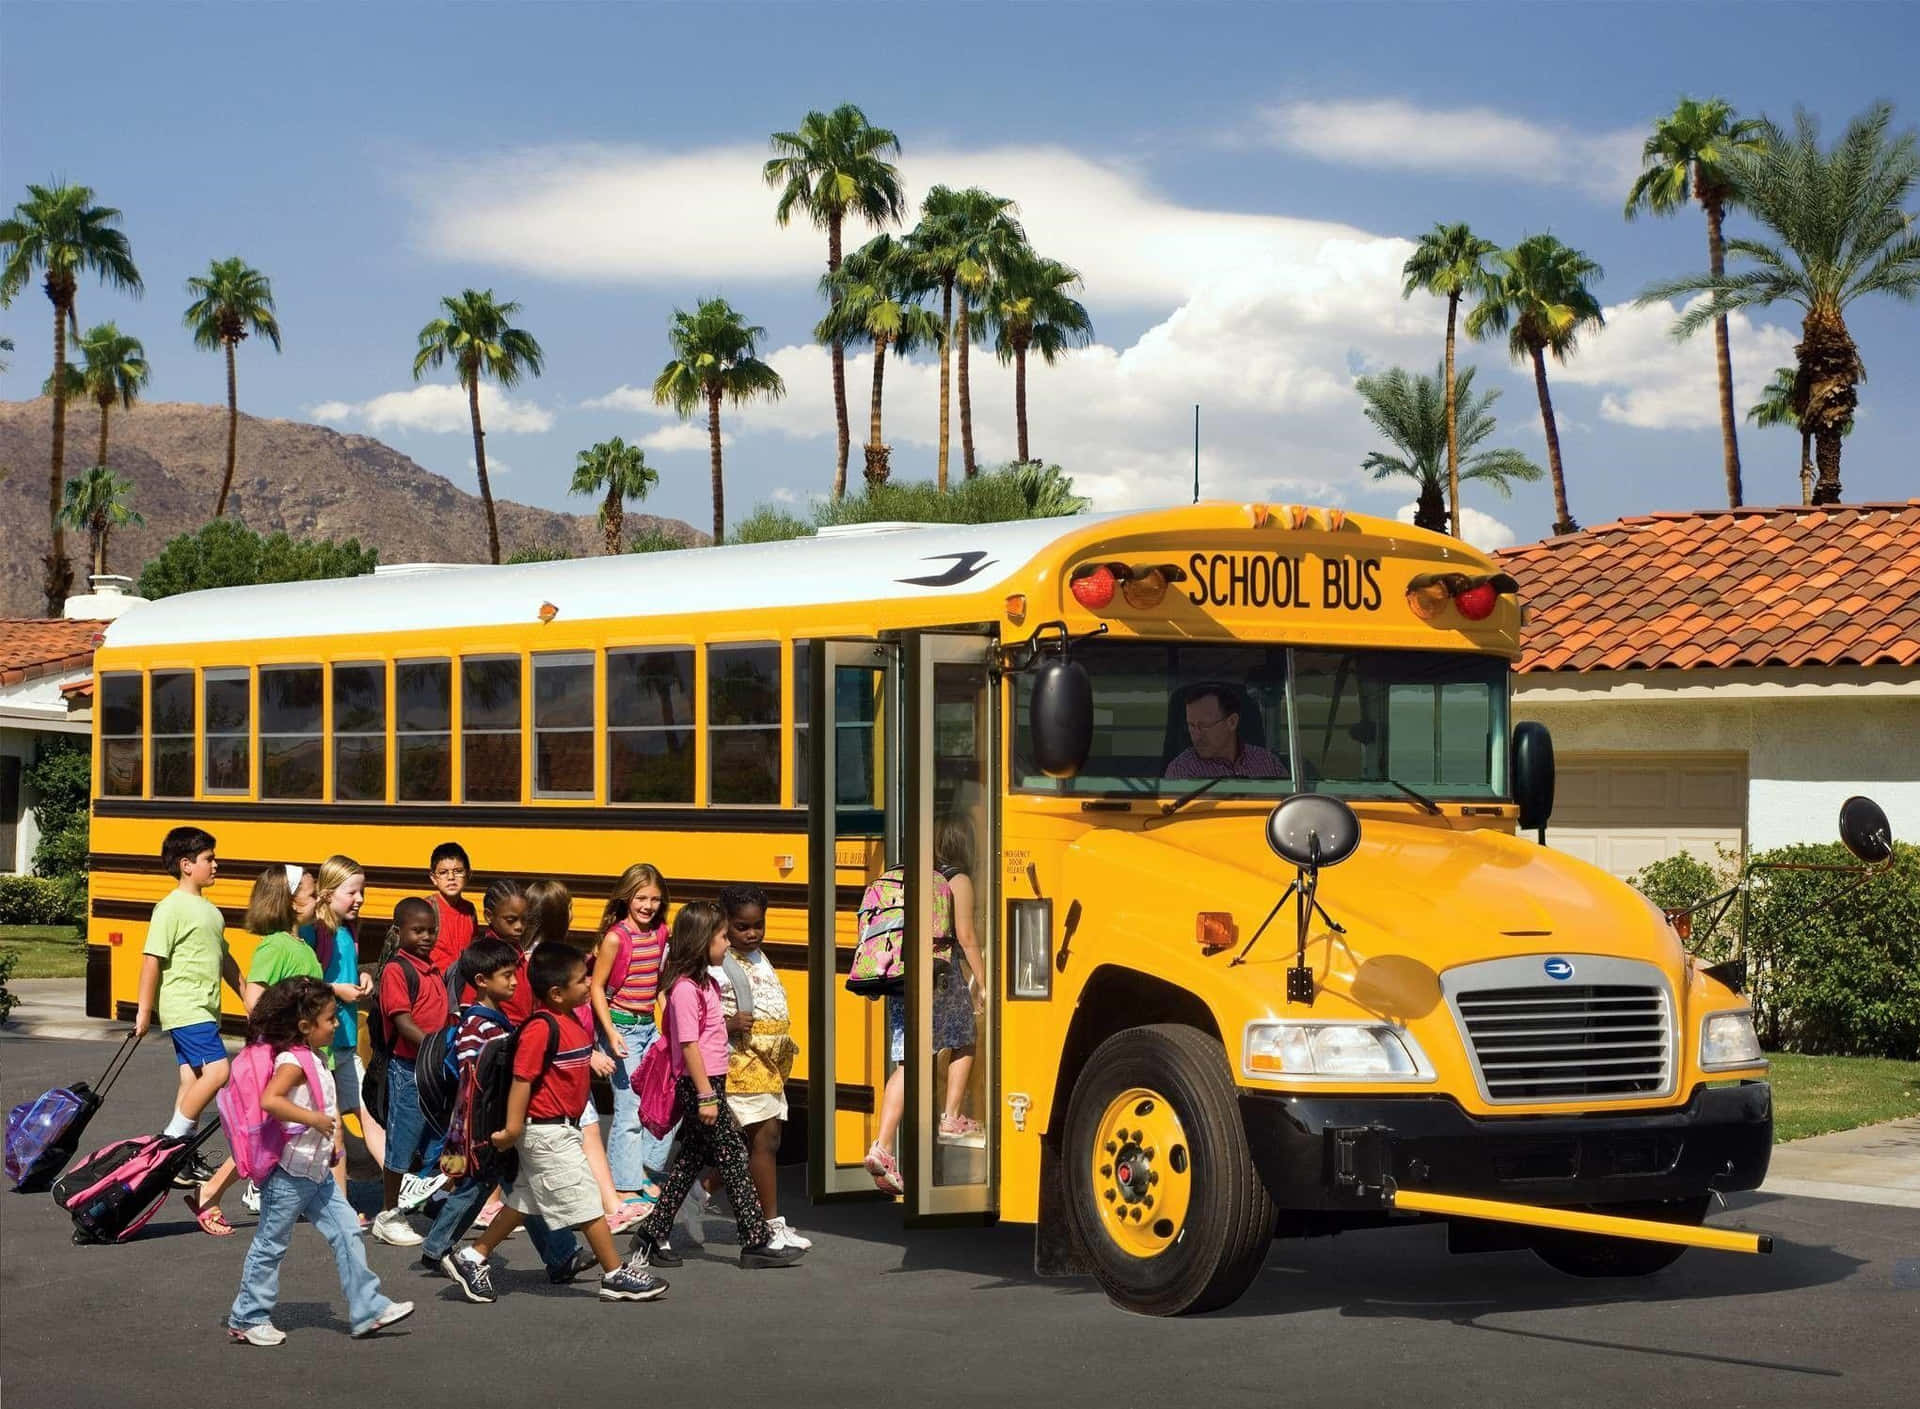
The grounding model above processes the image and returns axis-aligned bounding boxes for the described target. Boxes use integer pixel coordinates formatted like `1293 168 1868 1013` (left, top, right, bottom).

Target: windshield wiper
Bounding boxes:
1160 773 1233 817
1381 778 1442 815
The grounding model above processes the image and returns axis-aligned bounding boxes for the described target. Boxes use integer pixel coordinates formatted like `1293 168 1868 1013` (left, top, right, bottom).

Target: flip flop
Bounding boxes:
185 1190 237 1237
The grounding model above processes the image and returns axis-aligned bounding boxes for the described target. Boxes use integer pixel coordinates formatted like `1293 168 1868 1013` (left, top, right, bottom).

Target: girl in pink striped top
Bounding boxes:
591 864 671 1202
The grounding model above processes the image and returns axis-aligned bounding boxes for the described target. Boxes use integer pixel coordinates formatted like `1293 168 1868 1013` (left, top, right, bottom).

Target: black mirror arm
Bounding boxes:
998 620 1109 674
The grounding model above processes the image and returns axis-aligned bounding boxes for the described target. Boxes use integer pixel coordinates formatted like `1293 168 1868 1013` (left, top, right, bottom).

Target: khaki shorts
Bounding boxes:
505 1122 602 1230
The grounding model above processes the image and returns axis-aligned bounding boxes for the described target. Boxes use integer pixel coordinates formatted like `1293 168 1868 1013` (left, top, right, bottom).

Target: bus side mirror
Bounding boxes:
1511 721 1555 842
1029 655 1093 779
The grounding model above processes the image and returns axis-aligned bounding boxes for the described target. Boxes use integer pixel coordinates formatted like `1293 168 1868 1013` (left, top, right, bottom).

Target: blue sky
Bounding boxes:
4 1 1916 550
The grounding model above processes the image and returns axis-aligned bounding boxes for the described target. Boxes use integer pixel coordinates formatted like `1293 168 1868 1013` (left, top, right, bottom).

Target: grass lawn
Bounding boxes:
1764 1051 1920 1142
0 924 84 979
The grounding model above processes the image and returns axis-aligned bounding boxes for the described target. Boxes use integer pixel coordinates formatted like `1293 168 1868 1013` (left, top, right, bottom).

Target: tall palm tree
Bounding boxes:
981 247 1093 466
59 465 142 579
1640 103 1919 505
1355 363 1543 532
569 436 658 554
183 257 281 518
1624 98 1769 509
1467 235 1605 536
1 182 142 613
817 233 943 487
75 322 149 472
910 187 1026 488
764 104 906 500
1746 364 1853 506
413 289 544 564
1400 222 1500 537
651 298 785 545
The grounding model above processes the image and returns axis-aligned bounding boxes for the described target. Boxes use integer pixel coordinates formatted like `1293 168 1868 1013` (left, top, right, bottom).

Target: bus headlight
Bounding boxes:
1242 1022 1432 1081
1700 1011 1765 1070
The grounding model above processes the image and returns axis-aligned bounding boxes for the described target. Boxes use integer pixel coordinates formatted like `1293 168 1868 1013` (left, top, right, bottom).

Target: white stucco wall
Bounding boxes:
0 671 92 874
1512 681 1920 854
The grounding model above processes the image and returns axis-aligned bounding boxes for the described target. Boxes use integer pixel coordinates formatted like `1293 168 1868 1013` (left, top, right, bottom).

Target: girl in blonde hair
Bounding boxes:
301 855 379 1198
589 863 671 1205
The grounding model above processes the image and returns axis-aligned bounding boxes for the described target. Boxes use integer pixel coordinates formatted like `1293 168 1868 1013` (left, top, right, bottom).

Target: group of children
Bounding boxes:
132 825 808 1345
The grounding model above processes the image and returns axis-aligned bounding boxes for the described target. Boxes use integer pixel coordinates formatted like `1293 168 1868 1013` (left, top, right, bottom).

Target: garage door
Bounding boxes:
1548 753 1747 878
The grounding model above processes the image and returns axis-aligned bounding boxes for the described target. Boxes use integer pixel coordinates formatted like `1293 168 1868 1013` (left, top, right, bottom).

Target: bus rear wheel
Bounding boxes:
1063 1024 1275 1316
1529 1195 1712 1278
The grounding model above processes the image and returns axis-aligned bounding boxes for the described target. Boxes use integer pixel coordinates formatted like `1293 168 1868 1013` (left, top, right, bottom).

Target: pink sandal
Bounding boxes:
185 1190 237 1237
863 1141 904 1195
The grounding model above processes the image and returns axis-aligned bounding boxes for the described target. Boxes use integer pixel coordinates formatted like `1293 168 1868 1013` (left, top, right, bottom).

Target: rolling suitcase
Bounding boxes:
52 1119 222 1245
5 1030 142 1193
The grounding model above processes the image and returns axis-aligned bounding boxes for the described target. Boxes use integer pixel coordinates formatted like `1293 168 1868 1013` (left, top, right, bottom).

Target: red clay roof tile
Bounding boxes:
0 619 108 687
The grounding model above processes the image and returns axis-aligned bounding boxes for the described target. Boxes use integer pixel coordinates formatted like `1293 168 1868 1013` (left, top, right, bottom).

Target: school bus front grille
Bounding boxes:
1445 960 1675 1105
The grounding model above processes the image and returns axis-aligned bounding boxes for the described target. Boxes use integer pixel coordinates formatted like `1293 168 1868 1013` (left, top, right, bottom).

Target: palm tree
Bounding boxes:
1 182 142 613
910 187 1026 488
981 247 1093 466
651 298 785 545
817 233 943 487
1467 235 1605 536
59 465 143 579
183 258 281 518
75 322 150 472
1625 98 1769 509
1400 223 1500 538
413 289 544 564
0 334 11 373
1640 103 1919 505
1746 364 1853 505
764 104 906 500
1355 364 1543 532
569 436 658 554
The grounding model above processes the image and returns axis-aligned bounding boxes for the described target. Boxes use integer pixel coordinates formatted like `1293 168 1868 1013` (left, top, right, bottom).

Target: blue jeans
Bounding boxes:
420 1174 580 1270
609 1020 674 1190
382 1056 427 1174
230 1167 391 1335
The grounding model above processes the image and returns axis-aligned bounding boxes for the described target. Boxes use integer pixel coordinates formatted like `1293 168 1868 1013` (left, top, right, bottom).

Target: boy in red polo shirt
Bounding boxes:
426 842 479 975
468 945 664 1302
371 899 448 1247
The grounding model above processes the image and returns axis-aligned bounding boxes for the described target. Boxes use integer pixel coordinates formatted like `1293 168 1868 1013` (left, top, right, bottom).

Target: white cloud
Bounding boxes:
468 455 511 477
637 423 730 454
307 383 554 435
580 385 665 413
1257 99 1642 199
1394 502 1518 552
1549 297 1798 431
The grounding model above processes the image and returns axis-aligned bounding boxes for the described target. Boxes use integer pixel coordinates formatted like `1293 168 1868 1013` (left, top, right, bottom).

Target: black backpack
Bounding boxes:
458 1010 559 1185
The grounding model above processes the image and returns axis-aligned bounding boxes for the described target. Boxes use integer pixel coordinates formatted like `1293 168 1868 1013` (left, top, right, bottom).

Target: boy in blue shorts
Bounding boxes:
134 826 244 1213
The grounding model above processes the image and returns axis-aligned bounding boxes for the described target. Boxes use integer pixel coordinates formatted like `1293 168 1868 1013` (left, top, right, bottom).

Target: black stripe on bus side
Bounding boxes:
91 798 809 834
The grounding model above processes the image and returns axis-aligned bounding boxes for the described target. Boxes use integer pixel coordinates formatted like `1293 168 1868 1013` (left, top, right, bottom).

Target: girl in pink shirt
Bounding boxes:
627 901 802 1270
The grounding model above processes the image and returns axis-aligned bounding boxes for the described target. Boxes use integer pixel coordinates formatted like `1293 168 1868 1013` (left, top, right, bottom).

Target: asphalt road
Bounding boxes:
2 1036 1913 1409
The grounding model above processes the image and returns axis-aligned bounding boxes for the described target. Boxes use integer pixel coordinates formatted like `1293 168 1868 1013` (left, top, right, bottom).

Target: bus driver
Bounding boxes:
1164 684 1287 781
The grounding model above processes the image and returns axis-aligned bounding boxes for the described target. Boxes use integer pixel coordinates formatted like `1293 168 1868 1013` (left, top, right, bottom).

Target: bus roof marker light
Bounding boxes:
537 601 559 624
1005 593 1028 625
1245 503 1272 528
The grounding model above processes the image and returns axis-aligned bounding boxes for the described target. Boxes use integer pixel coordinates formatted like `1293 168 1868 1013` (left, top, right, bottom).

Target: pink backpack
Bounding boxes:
217 1043 326 1182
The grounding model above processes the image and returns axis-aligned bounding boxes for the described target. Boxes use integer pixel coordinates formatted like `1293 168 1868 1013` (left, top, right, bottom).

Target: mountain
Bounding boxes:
0 398 702 616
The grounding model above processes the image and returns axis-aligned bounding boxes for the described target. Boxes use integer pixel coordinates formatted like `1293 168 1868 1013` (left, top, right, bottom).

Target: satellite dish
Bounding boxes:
1838 795 1893 864
1265 794 1361 869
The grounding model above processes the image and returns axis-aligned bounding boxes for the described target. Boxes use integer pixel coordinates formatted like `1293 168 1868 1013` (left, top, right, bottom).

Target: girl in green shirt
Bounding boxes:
244 865 321 1010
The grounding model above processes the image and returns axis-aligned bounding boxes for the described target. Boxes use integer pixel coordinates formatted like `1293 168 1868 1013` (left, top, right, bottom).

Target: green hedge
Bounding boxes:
1633 840 1920 1059
0 875 77 927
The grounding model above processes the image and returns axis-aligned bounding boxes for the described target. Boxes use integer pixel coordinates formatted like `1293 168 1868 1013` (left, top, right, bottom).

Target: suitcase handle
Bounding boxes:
94 1028 143 1099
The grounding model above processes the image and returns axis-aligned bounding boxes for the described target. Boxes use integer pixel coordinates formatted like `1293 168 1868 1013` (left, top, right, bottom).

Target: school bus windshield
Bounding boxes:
1014 642 1510 801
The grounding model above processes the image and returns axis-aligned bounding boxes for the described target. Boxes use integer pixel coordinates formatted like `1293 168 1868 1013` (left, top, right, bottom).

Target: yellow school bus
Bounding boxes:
85 503 1773 1314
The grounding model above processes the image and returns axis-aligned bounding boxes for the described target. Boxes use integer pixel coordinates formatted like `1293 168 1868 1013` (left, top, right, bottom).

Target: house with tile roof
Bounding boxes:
1497 500 1920 879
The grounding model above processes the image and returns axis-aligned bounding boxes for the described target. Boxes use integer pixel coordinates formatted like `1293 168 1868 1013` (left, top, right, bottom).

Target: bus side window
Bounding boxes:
261 665 324 800
396 659 452 803
333 663 387 802
709 642 780 806
99 672 144 797
532 652 594 799
203 668 251 794
152 671 195 798
608 647 695 804
462 656 523 804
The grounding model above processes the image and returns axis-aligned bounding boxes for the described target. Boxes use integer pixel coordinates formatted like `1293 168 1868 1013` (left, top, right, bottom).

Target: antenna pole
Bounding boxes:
1192 403 1200 503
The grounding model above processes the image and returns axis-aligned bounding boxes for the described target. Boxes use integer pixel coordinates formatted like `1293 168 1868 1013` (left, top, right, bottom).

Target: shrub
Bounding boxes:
731 505 815 544
0 875 76 926
625 527 689 555
814 461 1090 529
0 947 15 1022
505 545 574 564
137 519 378 600
1629 850 1739 961
23 738 89 925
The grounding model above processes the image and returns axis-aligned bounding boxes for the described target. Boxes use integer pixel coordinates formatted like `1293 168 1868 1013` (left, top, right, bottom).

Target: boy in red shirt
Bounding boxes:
469 945 664 1302
426 841 479 975
371 898 448 1247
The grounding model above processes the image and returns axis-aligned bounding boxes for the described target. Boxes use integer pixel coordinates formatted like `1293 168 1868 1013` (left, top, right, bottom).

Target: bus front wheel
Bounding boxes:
1062 1024 1276 1316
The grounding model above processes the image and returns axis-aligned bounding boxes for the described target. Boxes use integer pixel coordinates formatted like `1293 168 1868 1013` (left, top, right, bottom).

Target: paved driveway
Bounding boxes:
2 1036 1911 1408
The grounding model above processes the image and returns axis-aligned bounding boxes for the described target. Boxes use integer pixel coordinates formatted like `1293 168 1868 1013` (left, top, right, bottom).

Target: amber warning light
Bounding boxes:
1406 572 1519 623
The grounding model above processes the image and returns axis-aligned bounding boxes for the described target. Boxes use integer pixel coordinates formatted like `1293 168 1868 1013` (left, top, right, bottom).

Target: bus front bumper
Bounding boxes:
1239 1081 1772 1211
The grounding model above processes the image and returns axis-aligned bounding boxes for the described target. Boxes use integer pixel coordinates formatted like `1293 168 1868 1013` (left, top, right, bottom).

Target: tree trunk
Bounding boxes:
958 296 977 479
1414 479 1448 533
93 518 107 579
828 212 849 500
1014 334 1030 465
1799 426 1813 505
97 397 111 470
1811 427 1844 505
1531 344 1578 535
602 480 622 555
865 334 890 488
937 277 953 493
1704 198 1743 508
215 339 240 517
468 374 501 563
45 293 73 616
707 386 726 544
1798 310 1857 507
1443 292 1460 536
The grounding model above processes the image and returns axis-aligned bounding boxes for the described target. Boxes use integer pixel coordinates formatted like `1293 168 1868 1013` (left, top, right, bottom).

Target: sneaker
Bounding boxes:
396 1172 447 1213
227 1322 286 1347
370 1210 425 1247
767 1216 812 1251
442 1248 496 1304
673 1183 709 1247
546 1246 600 1285
172 1151 218 1189
599 1261 668 1302
351 1301 416 1338
417 1252 445 1277
864 1141 904 1195
939 1114 987 1147
629 1235 683 1269
740 1240 805 1268
241 1182 262 1214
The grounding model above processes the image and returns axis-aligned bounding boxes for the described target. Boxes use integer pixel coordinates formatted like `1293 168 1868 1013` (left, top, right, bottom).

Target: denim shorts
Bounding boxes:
382 1055 427 1174
168 1021 227 1071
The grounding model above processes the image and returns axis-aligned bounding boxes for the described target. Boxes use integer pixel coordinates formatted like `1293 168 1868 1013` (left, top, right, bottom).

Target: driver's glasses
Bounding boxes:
1187 714 1228 737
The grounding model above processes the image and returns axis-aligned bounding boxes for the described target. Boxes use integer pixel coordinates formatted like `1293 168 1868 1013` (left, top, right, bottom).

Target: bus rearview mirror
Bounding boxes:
1511 721 1555 841
1029 656 1093 779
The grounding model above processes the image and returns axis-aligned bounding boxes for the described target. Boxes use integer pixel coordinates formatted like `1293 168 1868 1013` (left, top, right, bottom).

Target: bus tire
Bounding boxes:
1062 1023 1275 1316
1528 1195 1711 1278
